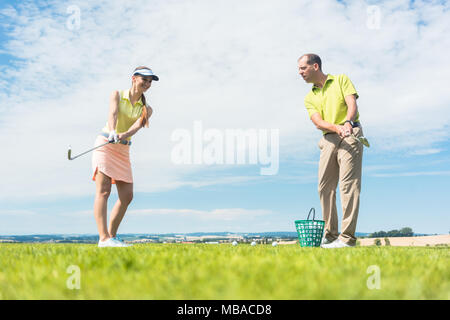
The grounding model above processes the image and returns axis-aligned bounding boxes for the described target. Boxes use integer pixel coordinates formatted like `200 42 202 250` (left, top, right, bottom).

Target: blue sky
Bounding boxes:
0 0 449 235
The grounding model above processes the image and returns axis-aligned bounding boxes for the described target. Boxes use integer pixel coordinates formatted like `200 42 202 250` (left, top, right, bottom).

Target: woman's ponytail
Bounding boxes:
140 94 149 128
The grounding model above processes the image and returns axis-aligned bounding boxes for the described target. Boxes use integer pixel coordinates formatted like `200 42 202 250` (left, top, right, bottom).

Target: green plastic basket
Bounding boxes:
294 208 325 247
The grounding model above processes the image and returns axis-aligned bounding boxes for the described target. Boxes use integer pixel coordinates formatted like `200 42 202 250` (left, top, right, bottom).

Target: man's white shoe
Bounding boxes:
321 239 355 249
98 238 131 247
321 237 334 246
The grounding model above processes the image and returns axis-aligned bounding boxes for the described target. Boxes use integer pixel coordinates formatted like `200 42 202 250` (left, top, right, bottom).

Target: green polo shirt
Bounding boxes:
304 74 359 134
102 89 145 141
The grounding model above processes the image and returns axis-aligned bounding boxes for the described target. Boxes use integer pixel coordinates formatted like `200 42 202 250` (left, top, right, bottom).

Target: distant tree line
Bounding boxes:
369 227 414 238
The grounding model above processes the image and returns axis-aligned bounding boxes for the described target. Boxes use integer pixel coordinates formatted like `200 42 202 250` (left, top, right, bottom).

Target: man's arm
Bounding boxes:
343 94 358 134
311 113 343 136
344 94 358 122
311 113 351 138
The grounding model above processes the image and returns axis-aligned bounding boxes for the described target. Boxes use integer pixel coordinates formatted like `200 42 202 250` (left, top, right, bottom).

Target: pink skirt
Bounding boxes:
92 135 132 184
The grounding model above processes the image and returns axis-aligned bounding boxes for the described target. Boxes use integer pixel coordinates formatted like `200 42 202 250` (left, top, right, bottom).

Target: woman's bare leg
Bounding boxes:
94 171 112 241
109 180 133 238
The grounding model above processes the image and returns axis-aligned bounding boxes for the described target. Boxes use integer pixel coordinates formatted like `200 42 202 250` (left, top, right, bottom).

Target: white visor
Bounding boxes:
133 68 159 81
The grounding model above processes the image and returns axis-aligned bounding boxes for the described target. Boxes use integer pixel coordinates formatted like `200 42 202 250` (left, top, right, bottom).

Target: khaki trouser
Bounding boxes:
318 126 363 246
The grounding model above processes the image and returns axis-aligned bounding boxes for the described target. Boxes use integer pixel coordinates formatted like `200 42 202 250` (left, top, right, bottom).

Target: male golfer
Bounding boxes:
298 54 364 248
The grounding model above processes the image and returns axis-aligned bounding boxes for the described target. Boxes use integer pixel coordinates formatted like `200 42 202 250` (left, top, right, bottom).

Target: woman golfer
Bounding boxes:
92 66 158 247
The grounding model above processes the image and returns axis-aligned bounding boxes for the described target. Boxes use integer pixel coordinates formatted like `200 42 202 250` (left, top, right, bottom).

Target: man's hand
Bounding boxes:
335 124 352 138
311 113 352 138
342 122 353 138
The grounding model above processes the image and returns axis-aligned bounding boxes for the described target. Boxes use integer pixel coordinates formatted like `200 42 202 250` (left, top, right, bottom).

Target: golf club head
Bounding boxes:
67 140 111 161
358 136 370 148
351 134 370 148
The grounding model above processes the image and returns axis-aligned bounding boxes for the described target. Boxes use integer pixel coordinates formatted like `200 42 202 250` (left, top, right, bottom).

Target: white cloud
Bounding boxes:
0 209 36 216
371 170 450 178
0 0 449 200
410 148 442 156
128 207 272 221
44 207 275 234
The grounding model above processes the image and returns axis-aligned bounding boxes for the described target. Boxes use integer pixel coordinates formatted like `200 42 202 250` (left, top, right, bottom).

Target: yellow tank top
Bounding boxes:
102 89 144 141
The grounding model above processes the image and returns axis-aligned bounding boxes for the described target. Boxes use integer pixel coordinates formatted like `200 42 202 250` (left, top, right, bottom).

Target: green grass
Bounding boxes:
0 243 448 299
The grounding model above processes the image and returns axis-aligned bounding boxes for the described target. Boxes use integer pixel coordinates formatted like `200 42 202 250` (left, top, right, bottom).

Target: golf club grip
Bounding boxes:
307 207 315 221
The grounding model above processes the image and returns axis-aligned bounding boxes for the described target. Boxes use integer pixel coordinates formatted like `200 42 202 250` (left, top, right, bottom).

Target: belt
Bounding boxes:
100 133 132 146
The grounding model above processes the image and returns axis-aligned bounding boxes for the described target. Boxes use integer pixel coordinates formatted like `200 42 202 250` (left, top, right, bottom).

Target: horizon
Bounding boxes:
1 230 440 237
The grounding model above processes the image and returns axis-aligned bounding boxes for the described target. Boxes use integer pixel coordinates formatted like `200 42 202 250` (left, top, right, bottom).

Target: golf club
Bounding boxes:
351 134 370 148
68 141 111 160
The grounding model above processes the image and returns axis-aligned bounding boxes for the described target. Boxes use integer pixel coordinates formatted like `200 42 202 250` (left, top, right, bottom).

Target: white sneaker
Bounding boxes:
98 237 131 247
98 238 117 247
112 236 132 247
321 239 355 249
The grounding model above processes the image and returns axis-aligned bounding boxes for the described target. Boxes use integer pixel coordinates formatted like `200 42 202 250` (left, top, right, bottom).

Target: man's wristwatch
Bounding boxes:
344 120 354 126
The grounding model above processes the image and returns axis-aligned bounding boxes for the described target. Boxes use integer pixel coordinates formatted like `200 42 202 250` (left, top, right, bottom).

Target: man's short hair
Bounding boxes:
299 53 322 70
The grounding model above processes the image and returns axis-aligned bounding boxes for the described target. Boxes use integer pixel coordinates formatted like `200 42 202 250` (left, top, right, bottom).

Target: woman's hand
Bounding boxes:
108 130 119 143
117 132 127 141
